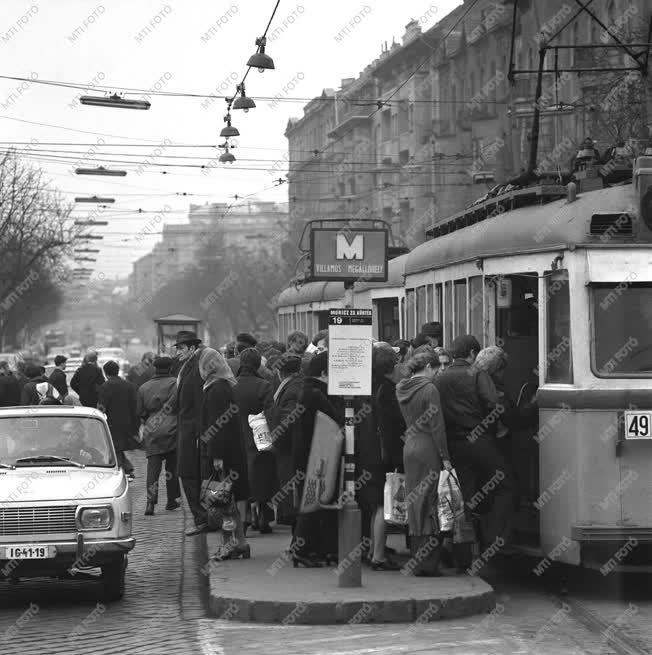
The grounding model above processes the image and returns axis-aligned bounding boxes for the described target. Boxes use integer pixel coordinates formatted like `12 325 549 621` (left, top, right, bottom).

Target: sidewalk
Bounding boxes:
204 526 494 624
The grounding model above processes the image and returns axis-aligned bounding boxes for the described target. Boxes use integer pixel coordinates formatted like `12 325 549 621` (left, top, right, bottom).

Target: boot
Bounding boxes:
145 502 155 516
411 534 443 577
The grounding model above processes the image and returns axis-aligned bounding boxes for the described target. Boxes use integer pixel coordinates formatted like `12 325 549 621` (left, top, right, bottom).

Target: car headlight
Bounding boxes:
78 506 113 530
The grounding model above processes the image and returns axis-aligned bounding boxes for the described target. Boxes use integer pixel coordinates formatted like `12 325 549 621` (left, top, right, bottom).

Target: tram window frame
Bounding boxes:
454 279 468 338
545 270 573 384
416 286 427 332
590 283 652 378
406 288 416 338
444 281 453 346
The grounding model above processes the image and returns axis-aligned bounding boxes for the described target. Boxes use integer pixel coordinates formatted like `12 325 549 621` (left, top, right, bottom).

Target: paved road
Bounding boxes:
0 451 648 654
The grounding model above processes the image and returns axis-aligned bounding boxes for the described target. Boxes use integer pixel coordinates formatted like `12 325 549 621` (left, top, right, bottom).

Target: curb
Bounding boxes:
203 533 495 625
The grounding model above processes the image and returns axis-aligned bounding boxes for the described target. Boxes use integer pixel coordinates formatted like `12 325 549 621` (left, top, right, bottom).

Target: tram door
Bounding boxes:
375 298 400 343
495 273 540 545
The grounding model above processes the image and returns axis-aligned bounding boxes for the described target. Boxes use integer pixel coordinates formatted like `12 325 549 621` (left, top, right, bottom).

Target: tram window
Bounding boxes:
444 281 453 345
426 284 434 321
592 284 652 377
454 280 468 338
496 274 538 339
416 286 427 330
406 289 416 338
435 284 443 322
469 276 484 343
546 271 572 383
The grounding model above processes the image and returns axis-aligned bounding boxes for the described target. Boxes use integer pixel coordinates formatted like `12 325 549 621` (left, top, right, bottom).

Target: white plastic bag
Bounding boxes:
437 468 475 543
383 472 407 525
248 412 273 451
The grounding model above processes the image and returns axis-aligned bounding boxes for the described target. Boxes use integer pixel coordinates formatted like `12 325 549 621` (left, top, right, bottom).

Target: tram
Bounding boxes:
277 156 652 570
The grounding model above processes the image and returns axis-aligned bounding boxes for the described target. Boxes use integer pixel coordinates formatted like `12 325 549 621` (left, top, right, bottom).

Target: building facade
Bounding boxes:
129 201 288 301
285 0 650 250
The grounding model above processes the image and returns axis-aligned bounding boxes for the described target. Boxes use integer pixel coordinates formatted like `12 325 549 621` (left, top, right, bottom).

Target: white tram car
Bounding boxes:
277 157 652 569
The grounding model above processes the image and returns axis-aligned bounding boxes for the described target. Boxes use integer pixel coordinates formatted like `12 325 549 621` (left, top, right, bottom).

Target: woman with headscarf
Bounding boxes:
198 347 250 560
233 348 276 534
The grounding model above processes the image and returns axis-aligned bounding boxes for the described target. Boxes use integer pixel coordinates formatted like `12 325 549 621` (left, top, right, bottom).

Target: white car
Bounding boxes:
0 407 135 600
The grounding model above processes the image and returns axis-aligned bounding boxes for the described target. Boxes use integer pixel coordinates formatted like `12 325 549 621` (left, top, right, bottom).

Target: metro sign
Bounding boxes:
310 228 388 282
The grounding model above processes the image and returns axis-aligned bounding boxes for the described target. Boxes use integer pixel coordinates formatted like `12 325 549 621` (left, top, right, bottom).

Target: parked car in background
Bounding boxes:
0 406 135 600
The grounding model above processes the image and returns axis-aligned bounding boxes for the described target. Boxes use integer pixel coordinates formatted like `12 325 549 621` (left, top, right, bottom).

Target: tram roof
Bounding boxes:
406 184 634 277
355 253 409 291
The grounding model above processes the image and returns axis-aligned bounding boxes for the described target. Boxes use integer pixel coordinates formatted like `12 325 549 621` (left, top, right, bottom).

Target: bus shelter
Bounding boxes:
154 314 201 356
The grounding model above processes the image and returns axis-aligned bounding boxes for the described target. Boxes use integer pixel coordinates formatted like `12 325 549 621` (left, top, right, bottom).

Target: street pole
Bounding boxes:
337 279 362 588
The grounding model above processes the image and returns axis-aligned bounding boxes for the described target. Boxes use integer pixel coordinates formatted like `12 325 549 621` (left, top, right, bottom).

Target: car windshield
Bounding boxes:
0 416 115 467
592 284 652 376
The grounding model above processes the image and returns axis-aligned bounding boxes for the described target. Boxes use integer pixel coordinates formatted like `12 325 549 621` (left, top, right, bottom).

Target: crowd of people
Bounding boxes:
0 320 537 576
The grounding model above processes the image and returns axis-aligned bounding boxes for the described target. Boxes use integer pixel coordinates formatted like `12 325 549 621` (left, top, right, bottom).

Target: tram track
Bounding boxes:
555 595 650 655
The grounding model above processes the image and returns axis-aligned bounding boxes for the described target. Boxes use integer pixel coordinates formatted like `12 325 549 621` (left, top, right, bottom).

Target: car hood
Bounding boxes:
0 467 125 502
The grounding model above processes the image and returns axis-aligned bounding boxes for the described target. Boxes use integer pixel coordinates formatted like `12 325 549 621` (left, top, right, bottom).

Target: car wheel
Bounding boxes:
102 554 126 601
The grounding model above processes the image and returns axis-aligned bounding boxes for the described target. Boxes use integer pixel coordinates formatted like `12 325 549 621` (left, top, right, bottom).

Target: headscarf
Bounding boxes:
473 346 508 378
198 347 236 391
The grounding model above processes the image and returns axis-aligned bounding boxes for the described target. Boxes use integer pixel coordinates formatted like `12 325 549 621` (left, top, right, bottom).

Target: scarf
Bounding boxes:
198 347 237 391
273 373 296 403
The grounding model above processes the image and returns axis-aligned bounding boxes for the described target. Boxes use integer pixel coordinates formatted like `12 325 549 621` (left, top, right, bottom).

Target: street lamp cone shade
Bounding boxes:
80 94 151 110
247 36 274 72
75 166 127 177
220 124 240 137
232 84 256 112
75 196 115 203
219 150 236 164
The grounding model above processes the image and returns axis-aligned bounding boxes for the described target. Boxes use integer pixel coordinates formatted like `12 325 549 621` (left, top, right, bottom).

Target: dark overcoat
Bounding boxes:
232 370 275 502
176 348 204 479
199 378 249 502
70 363 105 408
0 374 20 407
97 376 139 452
265 374 303 524
137 373 178 457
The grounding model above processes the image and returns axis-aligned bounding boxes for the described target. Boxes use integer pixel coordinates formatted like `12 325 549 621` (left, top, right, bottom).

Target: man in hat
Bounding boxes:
49 355 68 399
173 330 208 536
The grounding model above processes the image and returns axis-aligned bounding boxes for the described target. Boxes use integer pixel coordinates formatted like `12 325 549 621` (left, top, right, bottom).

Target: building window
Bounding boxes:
398 101 409 133
382 110 391 141
399 149 410 166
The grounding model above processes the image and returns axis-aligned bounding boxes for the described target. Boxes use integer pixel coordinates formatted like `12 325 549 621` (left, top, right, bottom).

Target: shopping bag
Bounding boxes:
437 469 475 543
383 471 407 525
298 410 343 514
248 412 274 451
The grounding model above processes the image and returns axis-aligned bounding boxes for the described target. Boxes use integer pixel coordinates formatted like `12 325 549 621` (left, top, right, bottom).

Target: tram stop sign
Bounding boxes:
310 228 388 282
328 309 373 396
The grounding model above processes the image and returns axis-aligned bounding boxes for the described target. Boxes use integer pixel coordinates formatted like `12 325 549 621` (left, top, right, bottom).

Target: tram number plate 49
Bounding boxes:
624 411 652 439
4 545 56 559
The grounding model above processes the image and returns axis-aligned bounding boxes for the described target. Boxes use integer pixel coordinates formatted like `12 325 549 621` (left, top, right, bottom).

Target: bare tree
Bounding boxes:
0 152 78 348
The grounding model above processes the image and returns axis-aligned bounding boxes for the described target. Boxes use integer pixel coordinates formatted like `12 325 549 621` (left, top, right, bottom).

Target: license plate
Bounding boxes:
4 545 56 559
624 411 652 439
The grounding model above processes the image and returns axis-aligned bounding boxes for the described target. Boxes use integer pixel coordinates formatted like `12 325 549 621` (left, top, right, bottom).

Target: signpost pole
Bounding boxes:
338 280 362 588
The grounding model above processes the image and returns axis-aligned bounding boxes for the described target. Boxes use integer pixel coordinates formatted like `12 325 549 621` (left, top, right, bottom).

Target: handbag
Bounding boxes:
383 471 407 525
248 412 274 451
201 471 236 530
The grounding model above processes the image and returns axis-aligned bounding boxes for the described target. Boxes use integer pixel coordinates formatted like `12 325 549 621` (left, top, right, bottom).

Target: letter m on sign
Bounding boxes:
336 233 364 260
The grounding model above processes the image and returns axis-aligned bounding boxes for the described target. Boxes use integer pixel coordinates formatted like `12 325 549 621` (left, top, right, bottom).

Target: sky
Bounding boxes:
1 0 462 279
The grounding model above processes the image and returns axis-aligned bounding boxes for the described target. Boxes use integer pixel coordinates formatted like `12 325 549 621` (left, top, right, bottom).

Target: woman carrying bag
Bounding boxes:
198 348 250 561
395 350 452 576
